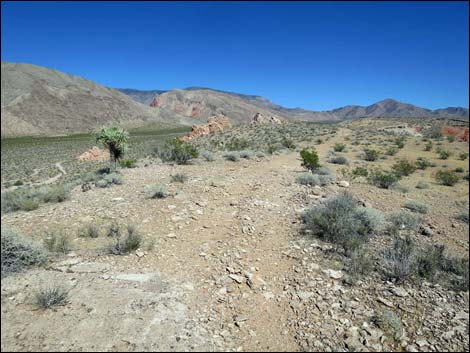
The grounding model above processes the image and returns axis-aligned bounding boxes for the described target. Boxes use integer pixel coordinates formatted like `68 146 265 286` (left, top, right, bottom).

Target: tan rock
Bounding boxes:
180 114 231 141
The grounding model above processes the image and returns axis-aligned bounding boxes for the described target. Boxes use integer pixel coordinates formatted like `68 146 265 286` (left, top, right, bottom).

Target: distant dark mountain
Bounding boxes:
115 88 168 105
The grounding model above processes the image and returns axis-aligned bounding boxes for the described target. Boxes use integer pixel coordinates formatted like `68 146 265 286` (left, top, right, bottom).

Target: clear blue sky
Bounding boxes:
2 1 468 110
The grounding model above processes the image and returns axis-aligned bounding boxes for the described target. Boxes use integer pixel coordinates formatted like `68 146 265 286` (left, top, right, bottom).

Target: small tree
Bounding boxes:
300 147 321 172
96 126 129 169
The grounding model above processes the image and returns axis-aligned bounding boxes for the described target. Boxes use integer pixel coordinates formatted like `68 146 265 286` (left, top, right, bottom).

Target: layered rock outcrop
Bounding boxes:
251 112 283 125
180 115 231 141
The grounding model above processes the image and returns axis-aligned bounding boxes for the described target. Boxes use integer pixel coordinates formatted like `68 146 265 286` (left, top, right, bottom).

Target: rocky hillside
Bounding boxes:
126 89 469 122
0 63 181 137
115 88 167 105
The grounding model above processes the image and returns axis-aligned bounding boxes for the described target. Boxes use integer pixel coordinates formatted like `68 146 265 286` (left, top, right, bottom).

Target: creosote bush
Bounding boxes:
368 170 399 189
1 228 47 276
364 148 379 161
119 159 137 168
329 156 348 165
300 147 321 171
392 159 416 177
302 193 384 254
333 143 347 152
171 173 188 183
157 138 198 164
435 170 459 186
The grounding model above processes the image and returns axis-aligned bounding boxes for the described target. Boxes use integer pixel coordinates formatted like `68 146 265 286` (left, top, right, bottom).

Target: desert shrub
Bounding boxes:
78 223 100 238
456 210 469 223
415 181 430 189
436 148 451 160
441 255 469 291
313 167 332 176
395 136 406 149
224 152 240 161
256 152 266 158
302 193 384 254
171 173 187 183
146 184 169 199
348 247 375 278
300 148 321 171
392 159 416 177
239 150 253 159
382 235 417 281
333 143 347 152
200 150 215 162
34 286 69 309
386 147 399 156
447 135 456 142
465 173 470 181
372 310 404 342
157 138 198 164
329 156 348 165
97 172 123 188
459 152 468 160
95 126 129 169
1 228 47 276
44 231 72 254
415 244 444 281
39 185 71 204
119 159 137 168
363 148 379 161
424 141 433 151
352 166 369 178
267 144 279 155
368 170 399 189
296 173 319 186
281 137 296 149
435 170 459 186
404 200 430 214
226 137 249 151
1 189 40 213
13 180 24 186
415 158 432 170
315 138 323 144
106 222 121 237
391 184 410 194
387 211 422 235
454 167 464 173
107 225 142 255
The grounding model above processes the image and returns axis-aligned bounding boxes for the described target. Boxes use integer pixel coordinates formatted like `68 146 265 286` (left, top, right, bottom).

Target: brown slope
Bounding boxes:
1 62 182 137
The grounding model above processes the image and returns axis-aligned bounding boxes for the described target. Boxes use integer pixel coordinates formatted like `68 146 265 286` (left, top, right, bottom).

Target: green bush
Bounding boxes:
281 137 296 149
364 148 379 161
395 137 406 149
157 138 198 164
97 172 123 188
333 143 347 152
226 137 249 151
13 180 24 186
435 170 459 186
352 166 369 178
415 158 432 170
302 193 384 254
436 148 451 160
300 147 321 171
368 170 399 189
119 159 137 168
454 167 464 173
386 147 399 156
404 200 430 214
1 228 47 276
459 152 468 161
447 135 456 142
392 159 416 177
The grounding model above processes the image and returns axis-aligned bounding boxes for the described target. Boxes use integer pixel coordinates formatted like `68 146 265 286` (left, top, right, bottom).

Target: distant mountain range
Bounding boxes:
117 87 469 122
1 62 468 137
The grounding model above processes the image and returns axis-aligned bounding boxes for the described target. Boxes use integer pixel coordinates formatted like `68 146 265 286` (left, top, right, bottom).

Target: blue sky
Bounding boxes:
1 1 468 110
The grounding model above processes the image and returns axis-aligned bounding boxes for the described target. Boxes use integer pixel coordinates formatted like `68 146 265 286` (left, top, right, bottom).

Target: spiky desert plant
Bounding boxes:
95 126 129 170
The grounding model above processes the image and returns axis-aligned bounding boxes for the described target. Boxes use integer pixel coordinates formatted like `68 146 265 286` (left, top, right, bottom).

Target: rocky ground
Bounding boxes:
1 126 469 352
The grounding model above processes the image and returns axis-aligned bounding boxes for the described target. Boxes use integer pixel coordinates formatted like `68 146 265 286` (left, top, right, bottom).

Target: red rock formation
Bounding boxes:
442 126 469 142
180 115 231 142
77 146 109 162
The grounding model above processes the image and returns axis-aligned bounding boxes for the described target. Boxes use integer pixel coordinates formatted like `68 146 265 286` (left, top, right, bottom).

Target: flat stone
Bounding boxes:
115 273 155 283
